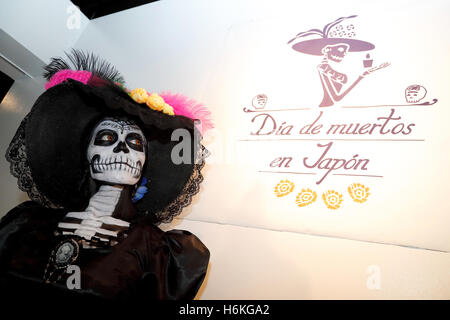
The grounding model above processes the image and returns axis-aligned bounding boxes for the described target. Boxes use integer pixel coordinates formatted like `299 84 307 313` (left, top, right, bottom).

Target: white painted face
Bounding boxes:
87 119 146 185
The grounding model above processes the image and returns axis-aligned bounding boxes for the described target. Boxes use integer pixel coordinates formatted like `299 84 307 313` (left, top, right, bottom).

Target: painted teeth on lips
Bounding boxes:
93 158 141 176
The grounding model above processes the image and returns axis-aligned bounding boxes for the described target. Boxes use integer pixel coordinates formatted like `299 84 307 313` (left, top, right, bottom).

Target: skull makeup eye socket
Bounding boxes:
94 130 118 146
101 135 114 142
126 133 144 152
131 139 141 146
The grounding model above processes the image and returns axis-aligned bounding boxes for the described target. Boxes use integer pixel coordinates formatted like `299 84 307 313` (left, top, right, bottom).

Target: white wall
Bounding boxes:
0 0 88 62
0 0 449 299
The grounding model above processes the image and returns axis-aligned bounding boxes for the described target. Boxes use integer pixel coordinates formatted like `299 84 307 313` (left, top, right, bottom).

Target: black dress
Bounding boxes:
0 201 209 302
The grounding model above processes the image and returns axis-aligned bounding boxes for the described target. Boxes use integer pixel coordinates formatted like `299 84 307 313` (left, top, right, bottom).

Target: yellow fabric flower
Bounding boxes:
128 89 175 116
146 93 166 111
129 88 149 104
161 104 175 116
147 93 175 116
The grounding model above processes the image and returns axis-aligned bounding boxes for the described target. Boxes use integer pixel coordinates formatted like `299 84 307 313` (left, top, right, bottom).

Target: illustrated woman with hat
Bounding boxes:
288 15 390 107
0 50 213 302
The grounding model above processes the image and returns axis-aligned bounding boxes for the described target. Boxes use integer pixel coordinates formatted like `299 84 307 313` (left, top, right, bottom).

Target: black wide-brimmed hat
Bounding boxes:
6 50 212 224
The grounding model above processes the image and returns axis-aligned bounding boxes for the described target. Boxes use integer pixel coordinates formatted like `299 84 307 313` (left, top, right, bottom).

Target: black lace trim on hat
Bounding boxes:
152 146 207 225
5 113 61 208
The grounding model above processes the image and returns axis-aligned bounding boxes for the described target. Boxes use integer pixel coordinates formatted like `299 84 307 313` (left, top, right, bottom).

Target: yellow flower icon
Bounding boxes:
129 88 149 104
295 188 317 207
322 190 343 210
274 179 295 197
348 183 370 203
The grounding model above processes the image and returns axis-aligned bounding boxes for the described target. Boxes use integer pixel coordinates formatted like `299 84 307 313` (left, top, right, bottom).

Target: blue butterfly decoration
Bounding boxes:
132 177 148 203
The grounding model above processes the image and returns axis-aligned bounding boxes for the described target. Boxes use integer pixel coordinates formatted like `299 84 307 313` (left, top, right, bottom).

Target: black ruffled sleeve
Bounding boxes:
135 228 210 300
0 201 63 272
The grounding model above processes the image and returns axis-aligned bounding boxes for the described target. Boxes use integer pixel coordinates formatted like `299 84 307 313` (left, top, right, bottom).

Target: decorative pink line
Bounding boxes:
258 170 316 175
239 138 425 142
342 99 438 108
259 171 383 178
243 99 437 112
243 107 312 113
332 173 383 178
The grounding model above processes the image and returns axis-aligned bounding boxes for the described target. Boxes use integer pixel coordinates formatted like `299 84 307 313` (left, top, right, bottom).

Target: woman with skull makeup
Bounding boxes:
0 50 213 302
55 117 148 246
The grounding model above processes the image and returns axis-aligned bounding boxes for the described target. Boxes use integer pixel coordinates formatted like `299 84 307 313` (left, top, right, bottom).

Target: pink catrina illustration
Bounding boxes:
288 15 390 107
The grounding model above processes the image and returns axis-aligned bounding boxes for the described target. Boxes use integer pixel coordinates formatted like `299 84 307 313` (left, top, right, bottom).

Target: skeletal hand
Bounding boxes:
362 62 391 77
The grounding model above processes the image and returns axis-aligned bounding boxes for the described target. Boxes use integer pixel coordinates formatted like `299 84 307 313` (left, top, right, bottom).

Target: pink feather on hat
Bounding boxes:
44 68 214 135
45 70 92 90
160 92 213 134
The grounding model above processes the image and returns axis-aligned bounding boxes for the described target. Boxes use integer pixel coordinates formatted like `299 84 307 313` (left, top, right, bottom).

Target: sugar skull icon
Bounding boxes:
252 94 268 109
405 85 427 103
